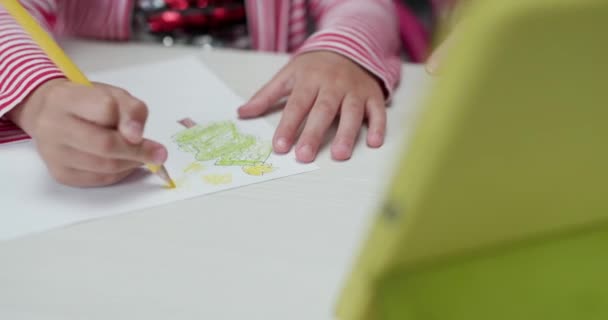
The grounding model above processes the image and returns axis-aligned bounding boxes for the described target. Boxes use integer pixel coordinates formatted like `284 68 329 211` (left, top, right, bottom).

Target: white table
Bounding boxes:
0 40 429 320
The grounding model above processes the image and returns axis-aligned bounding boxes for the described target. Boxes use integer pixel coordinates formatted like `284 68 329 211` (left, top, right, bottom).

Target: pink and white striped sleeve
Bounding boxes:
0 0 65 144
0 0 133 144
296 0 402 99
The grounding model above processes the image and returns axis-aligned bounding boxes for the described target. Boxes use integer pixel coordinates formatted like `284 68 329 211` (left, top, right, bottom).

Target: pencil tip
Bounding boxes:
167 180 177 189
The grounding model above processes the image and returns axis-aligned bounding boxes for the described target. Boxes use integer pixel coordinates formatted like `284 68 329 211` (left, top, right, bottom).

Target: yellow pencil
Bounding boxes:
2 0 175 188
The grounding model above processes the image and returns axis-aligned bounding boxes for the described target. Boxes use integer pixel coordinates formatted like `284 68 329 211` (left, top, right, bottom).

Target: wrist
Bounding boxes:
6 78 67 135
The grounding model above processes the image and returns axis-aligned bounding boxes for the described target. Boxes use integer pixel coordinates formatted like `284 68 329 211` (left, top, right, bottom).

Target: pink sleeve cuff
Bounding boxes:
0 10 66 144
0 70 65 144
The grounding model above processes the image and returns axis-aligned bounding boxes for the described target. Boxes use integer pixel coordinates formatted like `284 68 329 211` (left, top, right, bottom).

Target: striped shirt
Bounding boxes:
0 0 401 144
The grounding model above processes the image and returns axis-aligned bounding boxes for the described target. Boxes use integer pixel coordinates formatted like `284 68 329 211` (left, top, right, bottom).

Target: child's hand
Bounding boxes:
238 51 386 162
7 79 167 187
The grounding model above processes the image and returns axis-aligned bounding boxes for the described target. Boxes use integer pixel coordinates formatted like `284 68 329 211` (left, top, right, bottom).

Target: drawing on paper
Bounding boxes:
242 163 274 176
202 173 233 185
183 162 205 174
172 118 276 182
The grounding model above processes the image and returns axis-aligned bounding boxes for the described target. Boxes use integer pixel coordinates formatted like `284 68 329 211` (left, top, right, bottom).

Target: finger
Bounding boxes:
61 116 167 165
57 145 142 174
64 87 119 127
238 68 293 118
272 81 319 153
50 166 135 188
99 85 149 144
295 88 344 163
331 94 365 161
365 97 387 148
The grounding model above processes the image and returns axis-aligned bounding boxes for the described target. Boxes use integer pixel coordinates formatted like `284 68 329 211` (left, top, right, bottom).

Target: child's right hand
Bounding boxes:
7 79 168 187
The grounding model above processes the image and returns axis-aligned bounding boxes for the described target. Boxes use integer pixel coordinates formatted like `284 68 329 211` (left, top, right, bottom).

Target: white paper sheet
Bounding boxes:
0 56 318 241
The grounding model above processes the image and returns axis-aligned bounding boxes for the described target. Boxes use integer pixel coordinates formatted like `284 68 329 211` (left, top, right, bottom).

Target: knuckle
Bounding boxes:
346 97 366 111
286 103 302 113
302 127 324 143
299 136 319 149
369 84 385 98
373 104 388 118
369 96 386 108
97 93 115 108
332 78 351 90
370 115 387 129
370 114 387 131
282 76 295 91
366 102 385 118
97 95 118 117
299 85 318 98
334 138 354 150
134 100 149 117
286 98 308 112
114 87 131 97
259 95 275 108
315 100 337 117
123 98 149 122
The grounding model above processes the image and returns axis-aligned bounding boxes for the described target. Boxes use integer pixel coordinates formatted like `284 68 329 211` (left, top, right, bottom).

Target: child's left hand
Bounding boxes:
238 51 386 163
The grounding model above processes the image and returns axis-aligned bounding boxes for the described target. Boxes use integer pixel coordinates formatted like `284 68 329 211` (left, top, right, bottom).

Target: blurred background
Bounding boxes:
134 0 457 63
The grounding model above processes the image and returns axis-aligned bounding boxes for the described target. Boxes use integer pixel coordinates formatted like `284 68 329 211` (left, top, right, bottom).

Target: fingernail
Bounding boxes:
334 143 352 159
369 133 384 147
237 105 251 118
126 120 143 139
297 145 314 162
275 138 289 152
153 147 167 165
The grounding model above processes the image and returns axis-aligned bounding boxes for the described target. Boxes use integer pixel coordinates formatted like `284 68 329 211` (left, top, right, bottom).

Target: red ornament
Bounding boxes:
148 10 184 32
165 0 189 10
196 0 210 8
212 7 227 20
141 0 246 34
183 12 208 26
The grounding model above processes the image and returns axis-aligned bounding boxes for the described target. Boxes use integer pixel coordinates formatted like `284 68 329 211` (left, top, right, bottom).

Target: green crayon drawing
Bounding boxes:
172 121 276 177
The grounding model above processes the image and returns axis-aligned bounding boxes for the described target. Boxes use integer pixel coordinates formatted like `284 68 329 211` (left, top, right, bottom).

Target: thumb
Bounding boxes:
97 83 149 144
238 68 292 118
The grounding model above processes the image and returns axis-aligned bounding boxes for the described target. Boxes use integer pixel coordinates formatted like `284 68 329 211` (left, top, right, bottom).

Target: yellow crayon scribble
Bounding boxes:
183 162 205 173
202 173 233 185
242 163 275 176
